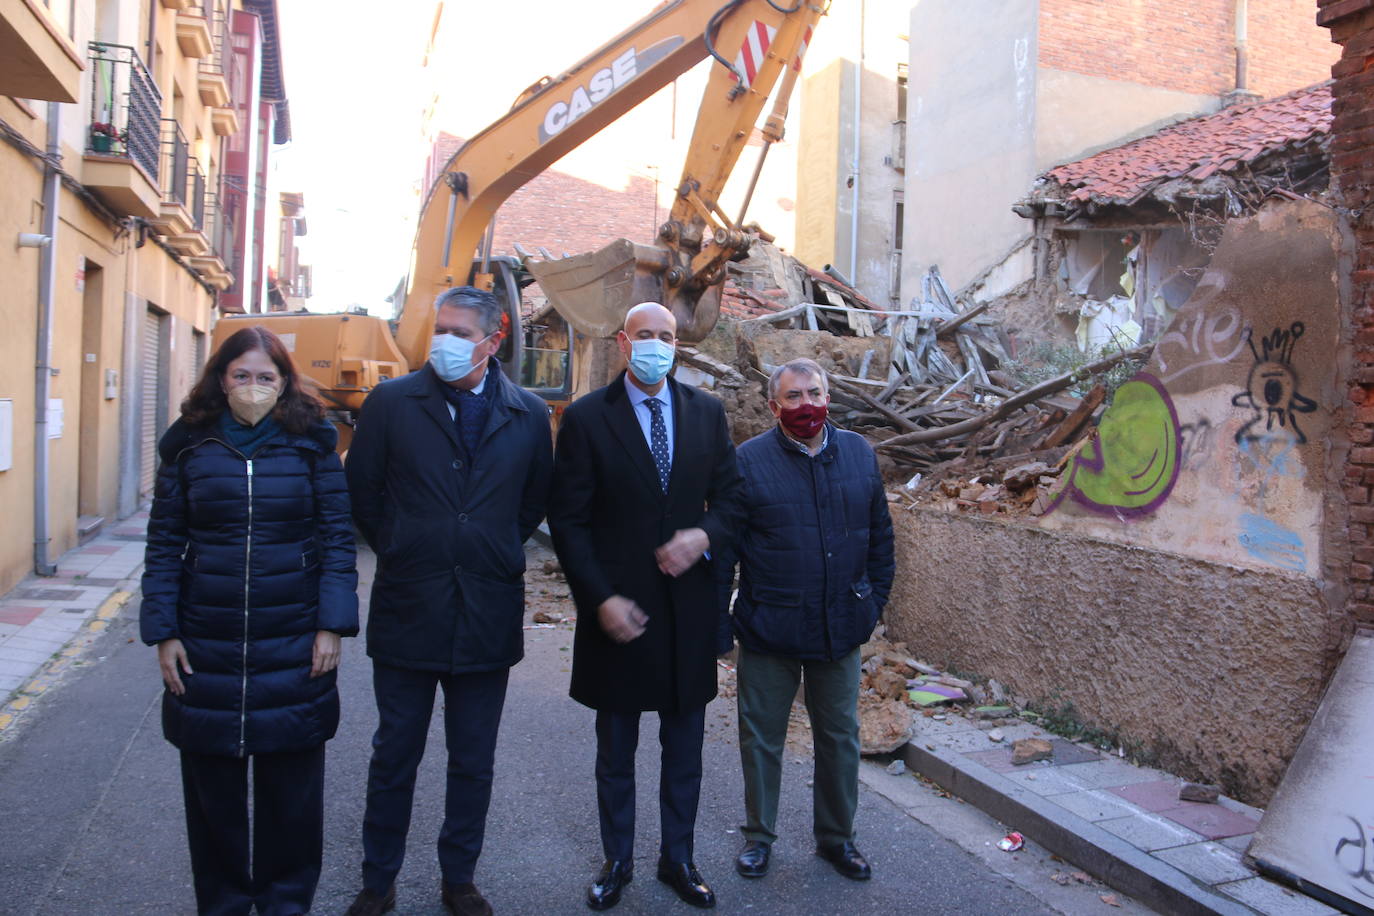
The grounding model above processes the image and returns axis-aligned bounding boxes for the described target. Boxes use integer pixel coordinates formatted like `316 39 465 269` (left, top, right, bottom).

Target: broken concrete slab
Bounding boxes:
1012 737 1054 765
1179 782 1220 804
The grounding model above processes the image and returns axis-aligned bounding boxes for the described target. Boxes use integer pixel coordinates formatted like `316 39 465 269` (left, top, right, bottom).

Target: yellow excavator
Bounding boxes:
213 0 827 451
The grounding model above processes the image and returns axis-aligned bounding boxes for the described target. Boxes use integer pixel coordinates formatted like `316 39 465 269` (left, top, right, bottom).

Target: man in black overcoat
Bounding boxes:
344 286 553 916
549 302 745 911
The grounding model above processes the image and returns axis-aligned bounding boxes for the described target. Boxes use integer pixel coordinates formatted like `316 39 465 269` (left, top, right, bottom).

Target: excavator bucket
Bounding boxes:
526 238 725 344
525 238 671 339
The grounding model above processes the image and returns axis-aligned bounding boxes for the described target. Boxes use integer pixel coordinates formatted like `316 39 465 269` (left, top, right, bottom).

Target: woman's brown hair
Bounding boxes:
181 325 325 435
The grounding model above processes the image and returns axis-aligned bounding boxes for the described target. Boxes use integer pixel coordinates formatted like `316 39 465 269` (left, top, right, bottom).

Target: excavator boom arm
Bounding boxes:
397 0 826 366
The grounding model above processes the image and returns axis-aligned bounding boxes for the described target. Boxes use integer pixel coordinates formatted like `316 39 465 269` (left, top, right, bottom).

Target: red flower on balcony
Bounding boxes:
90 122 128 143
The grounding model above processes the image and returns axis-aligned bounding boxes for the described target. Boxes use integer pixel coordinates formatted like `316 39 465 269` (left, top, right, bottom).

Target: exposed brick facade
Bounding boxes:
1040 0 1338 100
424 132 660 264
1322 0 1374 627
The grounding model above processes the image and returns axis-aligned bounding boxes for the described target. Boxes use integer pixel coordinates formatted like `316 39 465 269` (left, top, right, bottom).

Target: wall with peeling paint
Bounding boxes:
884 199 1348 801
1039 200 1340 580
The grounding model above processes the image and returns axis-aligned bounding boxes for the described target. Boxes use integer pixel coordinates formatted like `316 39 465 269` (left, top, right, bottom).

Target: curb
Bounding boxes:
0 588 136 734
900 740 1255 916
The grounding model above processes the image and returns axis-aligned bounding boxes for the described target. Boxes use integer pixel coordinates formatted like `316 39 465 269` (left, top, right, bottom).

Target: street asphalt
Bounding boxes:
0 542 1144 915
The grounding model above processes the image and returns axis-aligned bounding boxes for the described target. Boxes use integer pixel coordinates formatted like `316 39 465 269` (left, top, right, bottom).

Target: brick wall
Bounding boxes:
489 171 660 261
424 132 660 264
1321 0 1374 627
1040 0 1337 99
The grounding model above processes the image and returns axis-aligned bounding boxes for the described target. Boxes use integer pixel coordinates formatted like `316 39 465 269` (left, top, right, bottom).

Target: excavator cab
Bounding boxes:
481 255 573 403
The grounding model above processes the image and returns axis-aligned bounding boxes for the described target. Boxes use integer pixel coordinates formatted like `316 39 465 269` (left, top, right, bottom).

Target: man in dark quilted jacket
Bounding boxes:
717 357 895 884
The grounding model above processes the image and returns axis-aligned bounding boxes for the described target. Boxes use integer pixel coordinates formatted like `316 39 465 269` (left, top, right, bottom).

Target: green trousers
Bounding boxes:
736 644 861 848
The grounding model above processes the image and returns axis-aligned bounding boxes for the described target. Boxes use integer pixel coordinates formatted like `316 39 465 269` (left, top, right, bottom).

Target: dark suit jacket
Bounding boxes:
346 361 553 674
549 373 744 713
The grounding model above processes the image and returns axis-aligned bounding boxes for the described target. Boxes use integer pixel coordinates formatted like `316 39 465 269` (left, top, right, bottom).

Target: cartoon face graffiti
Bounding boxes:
1232 322 1317 444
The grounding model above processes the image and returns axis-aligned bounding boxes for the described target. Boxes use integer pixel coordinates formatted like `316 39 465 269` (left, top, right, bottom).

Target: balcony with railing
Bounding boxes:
186 191 234 291
150 119 202 240
197 3 231 111
175 7 212 58
1 0 83 102
166 155 212 257
83 42 162 218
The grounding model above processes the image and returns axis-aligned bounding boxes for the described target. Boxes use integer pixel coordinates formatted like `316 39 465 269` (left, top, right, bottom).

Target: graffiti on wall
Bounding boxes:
1052 374 1182 518
1232 322 1317 445
1334 815 1374 901
1047 308 1320 573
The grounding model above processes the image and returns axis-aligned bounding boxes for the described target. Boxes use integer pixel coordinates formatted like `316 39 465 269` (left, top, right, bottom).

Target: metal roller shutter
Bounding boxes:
140 310 167 499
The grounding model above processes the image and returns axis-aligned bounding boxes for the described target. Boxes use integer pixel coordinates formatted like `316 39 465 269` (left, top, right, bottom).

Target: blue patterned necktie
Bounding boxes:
646 396 671 493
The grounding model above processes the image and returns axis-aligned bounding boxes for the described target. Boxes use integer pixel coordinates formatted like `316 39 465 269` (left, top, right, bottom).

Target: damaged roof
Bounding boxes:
1027 82 1332 209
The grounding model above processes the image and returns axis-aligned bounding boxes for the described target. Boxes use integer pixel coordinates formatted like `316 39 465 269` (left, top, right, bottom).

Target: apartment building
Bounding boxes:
794 0 1339 308
0 0 289 593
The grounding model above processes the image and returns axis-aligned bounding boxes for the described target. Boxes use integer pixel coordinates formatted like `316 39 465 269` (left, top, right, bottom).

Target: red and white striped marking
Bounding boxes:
793 24 813 72
732 20 776 88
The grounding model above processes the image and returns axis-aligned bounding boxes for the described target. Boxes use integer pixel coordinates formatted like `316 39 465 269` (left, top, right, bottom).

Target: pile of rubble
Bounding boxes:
857 630 1075 766
683 245 1151 484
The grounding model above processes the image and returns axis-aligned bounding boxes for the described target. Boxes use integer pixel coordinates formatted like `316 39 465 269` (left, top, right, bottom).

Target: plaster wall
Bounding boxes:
795 60 847 277
903 0 1038 298
1033 67 1220 171
790 0 908 305
0 130 46 596
885 507 1330 803
1039 201 1341 582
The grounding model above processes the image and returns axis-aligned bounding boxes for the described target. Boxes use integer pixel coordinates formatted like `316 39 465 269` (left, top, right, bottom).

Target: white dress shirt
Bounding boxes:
624 374 675 458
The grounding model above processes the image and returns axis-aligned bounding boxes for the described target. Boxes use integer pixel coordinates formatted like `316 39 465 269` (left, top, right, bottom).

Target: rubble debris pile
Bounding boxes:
677 241 1149 501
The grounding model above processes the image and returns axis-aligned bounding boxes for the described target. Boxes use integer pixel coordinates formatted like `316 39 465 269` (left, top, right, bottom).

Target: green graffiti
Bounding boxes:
1057 374 1180 517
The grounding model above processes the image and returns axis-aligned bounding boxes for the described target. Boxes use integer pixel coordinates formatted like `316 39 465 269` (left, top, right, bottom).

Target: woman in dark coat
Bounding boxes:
140 325 358 916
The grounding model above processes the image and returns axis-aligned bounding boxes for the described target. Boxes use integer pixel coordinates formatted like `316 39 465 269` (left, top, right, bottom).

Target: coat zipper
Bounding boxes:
239 458 254 757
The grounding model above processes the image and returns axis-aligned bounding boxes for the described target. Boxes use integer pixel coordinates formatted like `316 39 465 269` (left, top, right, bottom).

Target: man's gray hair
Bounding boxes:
434 286 503 336
768 357 829 400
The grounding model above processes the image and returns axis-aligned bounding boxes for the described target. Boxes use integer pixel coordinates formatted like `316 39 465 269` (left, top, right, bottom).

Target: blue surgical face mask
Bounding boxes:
627 338 675 386
430 332 490 382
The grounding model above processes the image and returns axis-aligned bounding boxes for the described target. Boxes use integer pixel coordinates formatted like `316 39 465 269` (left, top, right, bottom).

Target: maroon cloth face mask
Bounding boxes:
778 403 827 439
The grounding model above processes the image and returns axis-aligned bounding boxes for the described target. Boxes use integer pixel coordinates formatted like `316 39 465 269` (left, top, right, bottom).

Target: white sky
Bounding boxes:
271 0 719 315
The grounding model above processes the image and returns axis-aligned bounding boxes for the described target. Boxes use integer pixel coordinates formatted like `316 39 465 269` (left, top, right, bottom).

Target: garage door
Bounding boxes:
140 309 168 499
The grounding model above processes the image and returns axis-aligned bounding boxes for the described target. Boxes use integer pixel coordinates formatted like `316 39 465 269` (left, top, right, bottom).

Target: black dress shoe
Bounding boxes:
817 840 872 880
656 859 716 908
344 886 396 916
735 841 770 878
442 881 493 916
587 859 633 910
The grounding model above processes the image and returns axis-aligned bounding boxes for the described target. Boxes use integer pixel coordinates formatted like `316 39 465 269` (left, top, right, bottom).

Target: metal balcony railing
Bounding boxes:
86 42 162 180
161 119 190 208
189 158 207 229
199 3 231 86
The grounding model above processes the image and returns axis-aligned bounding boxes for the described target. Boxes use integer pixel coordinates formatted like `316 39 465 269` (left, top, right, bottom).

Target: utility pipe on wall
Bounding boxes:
848 0 865 282
34 102 60 576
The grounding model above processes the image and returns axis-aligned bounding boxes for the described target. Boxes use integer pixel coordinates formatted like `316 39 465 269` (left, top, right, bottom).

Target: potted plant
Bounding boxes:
90 121 125 153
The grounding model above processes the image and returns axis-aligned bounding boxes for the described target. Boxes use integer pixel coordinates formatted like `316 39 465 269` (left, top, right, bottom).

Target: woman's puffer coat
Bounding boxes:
139 417 359 757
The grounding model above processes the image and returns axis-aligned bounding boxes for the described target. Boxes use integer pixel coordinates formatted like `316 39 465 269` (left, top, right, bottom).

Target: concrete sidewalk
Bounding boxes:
0 512 148 731
899 710 1338 916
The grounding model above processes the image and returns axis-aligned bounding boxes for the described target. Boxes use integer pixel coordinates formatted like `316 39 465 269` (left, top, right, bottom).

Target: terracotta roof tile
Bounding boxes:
1035 82 1331 206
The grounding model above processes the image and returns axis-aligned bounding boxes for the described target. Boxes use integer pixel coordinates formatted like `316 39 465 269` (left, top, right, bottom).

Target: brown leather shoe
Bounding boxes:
344 886 396 916
442 881 493 916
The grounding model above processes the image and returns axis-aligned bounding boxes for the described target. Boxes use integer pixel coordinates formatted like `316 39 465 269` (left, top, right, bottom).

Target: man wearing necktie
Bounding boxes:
549 302 745 911
344 286 553 916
